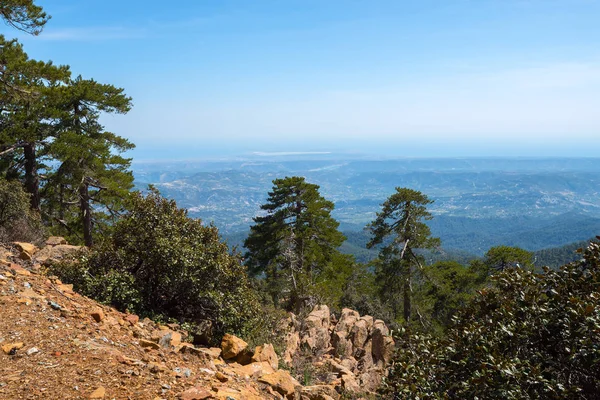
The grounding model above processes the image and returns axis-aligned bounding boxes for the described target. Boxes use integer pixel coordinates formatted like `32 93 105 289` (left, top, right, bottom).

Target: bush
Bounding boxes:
382 239 600 399
0 179 44 243
51 188 261 343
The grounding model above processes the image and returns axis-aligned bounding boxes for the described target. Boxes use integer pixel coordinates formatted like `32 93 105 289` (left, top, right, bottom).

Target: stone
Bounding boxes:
258 369 300 399
89 386 106 399
90 308 105 323
350 318 370 351
234 347 254 365
371 320 395 366
20 288 45 300
12 265 31 276
220 333 248 360
331 331 352 359
13 242 37 259
230 361 275 378
48 301 62 310
302 305 331 353
147 362 168 373
251 343 279 370
301 385 340 400
205 347 222 359
339 356 358 372
158 331 182 348
341 374 361 394
2 342 24 355
359 368 384 392
178 386 213 400
45 236 67 246
176 345 217 369
57 283 74 294
35 244 83 264
26 347 39 356
124 314 139 326
139 339 161 350
283 330 300 366
335 308 360 333
215 371 228 382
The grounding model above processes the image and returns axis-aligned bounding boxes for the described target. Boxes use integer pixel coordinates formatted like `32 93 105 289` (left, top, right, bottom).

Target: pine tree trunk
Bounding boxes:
403 264 411 322
23 142 40 211
79 181 93 247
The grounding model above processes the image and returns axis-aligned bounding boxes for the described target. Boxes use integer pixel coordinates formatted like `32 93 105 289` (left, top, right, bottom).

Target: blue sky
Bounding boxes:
7 0 600 159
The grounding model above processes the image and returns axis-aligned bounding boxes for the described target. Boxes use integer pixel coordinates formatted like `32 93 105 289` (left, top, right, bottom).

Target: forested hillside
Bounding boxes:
135 157 600 255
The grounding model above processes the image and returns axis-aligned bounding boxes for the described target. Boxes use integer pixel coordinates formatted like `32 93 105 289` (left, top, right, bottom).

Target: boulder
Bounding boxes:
45 236 67 246
234 347 254 365
301 305 331 353
124 314 139 326
331 331 352 359
13 242 38 260
230 361 275 378
90 308 105 323
301 385 340 400
359 368 385 392
258 369 300 399
372 320 395 366
157 330 182 348
251 343 279 370
350 317 371 352
35 244 83 264
341 374 361 394
335 308 360 333
221 333 248 360
139 339 160 350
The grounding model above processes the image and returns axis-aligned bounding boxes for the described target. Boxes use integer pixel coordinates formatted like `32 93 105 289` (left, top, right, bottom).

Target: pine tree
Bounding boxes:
44 76 134 246
367 188 440 323
244 176 350 311
0 35 70 210
0 0 49 35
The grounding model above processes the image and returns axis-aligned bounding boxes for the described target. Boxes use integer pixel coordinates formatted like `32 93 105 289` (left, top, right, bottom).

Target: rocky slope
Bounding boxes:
0 239 394 399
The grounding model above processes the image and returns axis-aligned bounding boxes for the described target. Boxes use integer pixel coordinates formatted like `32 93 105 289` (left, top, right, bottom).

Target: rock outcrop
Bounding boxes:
283 305 396 394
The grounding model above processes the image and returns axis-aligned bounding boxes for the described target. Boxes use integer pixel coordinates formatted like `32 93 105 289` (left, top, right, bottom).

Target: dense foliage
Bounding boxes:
51 188 261 342
382 238 600 399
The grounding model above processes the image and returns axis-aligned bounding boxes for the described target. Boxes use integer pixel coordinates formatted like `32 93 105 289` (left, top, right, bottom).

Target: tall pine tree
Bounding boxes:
0 35 70 210
367 188 440 323
244 176 351 311
45 76 134 246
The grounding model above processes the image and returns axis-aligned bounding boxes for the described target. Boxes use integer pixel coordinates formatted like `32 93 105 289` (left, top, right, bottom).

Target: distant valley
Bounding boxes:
132 156 600 257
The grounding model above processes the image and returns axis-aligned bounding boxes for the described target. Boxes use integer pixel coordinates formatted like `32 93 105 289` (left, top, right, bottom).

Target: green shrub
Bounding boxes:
382 238 600 399
0 179 44 243
51 188 261 343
